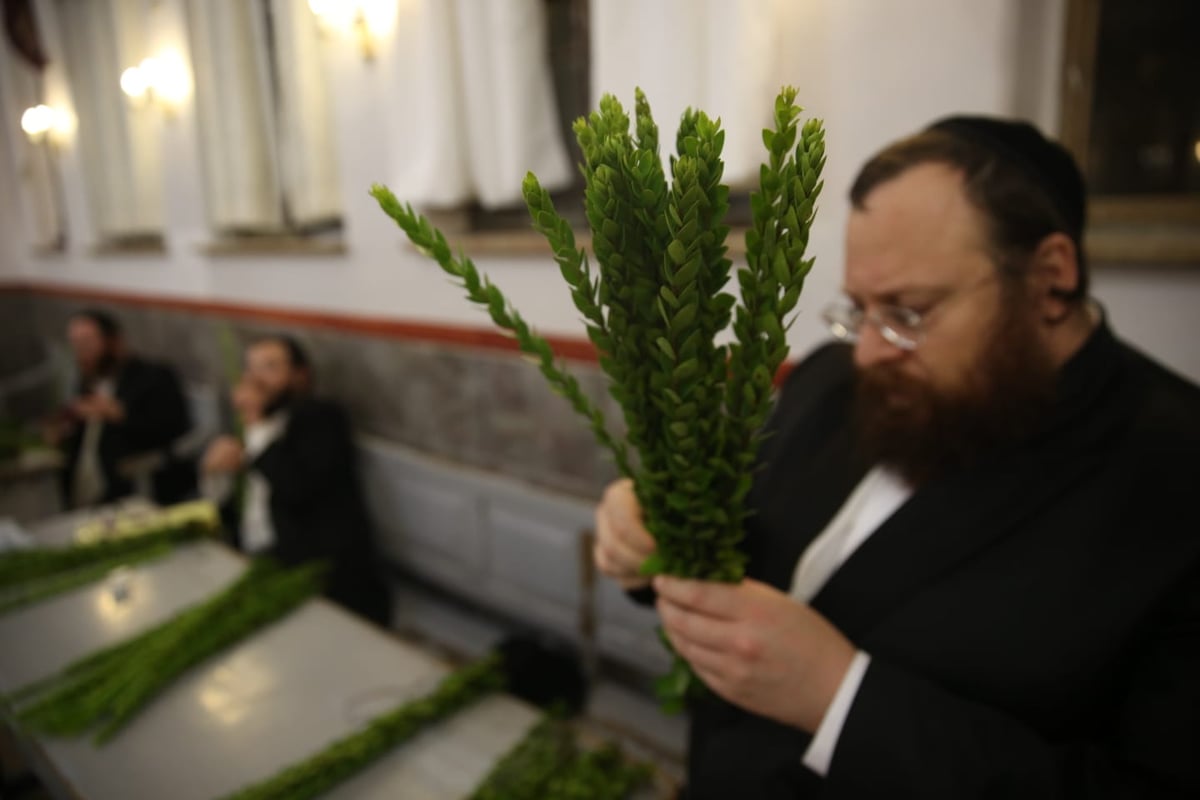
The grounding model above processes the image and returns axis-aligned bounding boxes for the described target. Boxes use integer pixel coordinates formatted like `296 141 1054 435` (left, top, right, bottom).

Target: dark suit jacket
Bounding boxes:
685 322 1200 798
62 356 193 506
224 397 391 626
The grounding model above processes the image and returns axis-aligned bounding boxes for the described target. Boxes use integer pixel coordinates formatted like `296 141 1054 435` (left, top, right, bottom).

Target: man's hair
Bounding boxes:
71 308 123 340
849 116 1089 303
252 333 312 372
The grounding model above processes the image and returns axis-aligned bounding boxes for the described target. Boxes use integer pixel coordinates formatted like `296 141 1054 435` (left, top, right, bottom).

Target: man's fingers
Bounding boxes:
653 575 743 619
602 479 655 553
661 622 734 685
595 480 656 581
657 597 741 651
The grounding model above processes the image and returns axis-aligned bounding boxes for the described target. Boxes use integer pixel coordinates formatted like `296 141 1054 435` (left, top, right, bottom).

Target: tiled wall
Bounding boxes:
3 290 621 500
0 291 39 374
0 291 51 419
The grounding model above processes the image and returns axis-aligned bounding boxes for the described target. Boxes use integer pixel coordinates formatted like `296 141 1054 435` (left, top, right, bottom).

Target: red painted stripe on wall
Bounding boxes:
0 281 600 362
0 281 797 384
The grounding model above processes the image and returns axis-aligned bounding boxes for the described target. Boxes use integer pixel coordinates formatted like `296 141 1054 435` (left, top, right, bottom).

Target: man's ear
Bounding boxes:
1028 233 1080 324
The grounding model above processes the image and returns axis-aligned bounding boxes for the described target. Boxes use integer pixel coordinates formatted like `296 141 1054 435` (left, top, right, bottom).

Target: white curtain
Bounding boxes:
56 0 162 238
590 0 812 187
186 0 342 233
268 0 342 227
185 0 283 232
0 39 60 248
386 0 573 210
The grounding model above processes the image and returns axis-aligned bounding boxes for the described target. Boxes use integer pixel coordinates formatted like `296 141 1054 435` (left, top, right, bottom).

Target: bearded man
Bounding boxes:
201 334 390 626
594 117 1200 798
51 309 193 508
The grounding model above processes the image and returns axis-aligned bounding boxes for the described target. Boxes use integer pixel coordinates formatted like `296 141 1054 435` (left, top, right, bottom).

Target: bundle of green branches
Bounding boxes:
469 717 652 800
371 87 823 708
0 519 214 615
8 559 322 743
221 654 507 800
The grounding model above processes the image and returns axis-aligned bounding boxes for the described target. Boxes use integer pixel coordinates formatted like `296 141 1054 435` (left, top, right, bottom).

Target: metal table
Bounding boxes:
0 519 539 799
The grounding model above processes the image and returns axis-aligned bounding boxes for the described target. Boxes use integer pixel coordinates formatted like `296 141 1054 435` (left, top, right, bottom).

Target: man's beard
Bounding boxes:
263 387 297 417
853 294 1058 486
81 348 119 388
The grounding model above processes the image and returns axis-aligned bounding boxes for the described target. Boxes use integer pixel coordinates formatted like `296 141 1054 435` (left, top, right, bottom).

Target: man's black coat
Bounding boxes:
684 323 1200 798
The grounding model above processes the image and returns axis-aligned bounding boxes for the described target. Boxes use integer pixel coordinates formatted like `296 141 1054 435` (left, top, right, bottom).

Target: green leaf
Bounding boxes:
667 239 688 265
672 358 700 383
638 553 666 576
670 303 697 333
772 250 790 285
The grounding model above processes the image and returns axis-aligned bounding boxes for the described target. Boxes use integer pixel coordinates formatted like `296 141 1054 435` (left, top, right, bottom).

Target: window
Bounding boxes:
1060 0 1200 263
0 14 64 253
54 0 165 248
440 0 775 253
460 0 590 234
185 0 343 242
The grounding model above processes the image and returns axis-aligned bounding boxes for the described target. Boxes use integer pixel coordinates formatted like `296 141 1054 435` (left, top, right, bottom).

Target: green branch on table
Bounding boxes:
0 540 172 614
8 559 323 744
219 654 507 800
0 519 213 591
469 716 653 800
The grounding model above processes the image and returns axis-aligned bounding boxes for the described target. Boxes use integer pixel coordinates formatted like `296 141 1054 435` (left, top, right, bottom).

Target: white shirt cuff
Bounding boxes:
801 650 871 776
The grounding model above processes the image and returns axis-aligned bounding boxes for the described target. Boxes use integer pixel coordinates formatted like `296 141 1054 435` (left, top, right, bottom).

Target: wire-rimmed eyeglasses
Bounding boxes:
821 302 926 351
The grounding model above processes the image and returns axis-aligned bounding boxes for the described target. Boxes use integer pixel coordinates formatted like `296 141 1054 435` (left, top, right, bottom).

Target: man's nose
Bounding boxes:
853 322 907 370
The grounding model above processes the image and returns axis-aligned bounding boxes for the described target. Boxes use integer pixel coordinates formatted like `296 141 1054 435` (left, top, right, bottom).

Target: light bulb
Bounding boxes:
138 57 163 88
310 0 356 32
120 66 148 98
50 107 75 139
358 0 397 36
152 51 190 106
20 104 53 136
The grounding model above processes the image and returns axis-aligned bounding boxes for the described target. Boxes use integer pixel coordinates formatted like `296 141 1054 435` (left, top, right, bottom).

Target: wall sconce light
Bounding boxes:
20 104 73 145
120 50 191 112
309 0 397 62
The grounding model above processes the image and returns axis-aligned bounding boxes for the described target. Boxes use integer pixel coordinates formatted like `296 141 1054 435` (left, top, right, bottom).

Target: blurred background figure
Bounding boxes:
45 309 194 509
201 334 390 626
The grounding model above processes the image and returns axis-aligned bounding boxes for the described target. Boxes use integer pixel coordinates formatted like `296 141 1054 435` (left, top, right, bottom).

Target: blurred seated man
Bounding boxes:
48 309 194 509
201 334 391 626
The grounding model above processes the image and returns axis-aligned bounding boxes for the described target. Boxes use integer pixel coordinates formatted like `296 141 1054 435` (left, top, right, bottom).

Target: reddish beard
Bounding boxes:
853 294 1057 485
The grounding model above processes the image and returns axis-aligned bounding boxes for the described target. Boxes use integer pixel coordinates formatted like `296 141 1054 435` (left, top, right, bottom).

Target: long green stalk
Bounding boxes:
220 654 507 800
13 559 322 743
469 717 652 800
0 541 172 615
0 520 211 589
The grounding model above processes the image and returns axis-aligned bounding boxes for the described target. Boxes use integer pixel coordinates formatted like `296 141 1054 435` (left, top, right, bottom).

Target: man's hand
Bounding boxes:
41 414 75 446
655 575 858 733
594 478 658 590
72 393 125 423
202 435 245 475
231 380 266 426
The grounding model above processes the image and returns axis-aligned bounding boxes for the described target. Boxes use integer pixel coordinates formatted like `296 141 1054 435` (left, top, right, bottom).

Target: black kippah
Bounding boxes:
926 116 1087 242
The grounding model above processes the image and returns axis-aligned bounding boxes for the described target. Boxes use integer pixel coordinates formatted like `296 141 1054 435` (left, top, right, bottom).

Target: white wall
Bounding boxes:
3 0 1198 383
0 65 26 279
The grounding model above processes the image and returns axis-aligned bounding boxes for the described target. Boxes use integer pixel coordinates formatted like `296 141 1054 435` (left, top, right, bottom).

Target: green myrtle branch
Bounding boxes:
369 185 631 479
